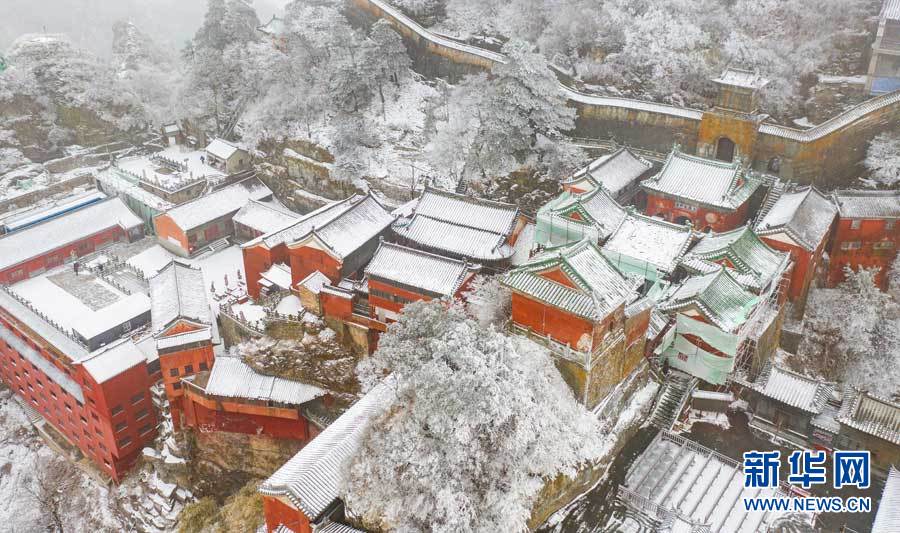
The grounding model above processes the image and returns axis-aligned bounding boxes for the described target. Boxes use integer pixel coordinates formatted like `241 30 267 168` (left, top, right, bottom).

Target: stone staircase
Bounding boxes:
754 180 786 225
194 237 231 258
648 372 697 430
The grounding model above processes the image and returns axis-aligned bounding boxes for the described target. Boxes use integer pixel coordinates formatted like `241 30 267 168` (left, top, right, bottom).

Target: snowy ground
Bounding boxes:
115 145 225 190
0 389 126 532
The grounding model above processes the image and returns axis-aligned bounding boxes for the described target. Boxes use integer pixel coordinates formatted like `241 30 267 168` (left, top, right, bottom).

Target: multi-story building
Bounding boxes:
641 147 762 233
755 186 838 314
0 272 158 482
828 190 900 289
0 197 144 284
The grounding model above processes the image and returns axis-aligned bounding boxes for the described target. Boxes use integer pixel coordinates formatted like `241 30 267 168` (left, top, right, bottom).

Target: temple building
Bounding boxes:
656 266 780 384
392 186 527 270
828 190 899 289
834 388 900 474
680 225 792 298
503 239 648 407
204 138 250 174
534 184 626 247
233 199 301 243
641 147 762 232
755 186 838 314
560 147 653 202
241 193 394 299
149 261 217 430
364 241 478 325
601 211 695 290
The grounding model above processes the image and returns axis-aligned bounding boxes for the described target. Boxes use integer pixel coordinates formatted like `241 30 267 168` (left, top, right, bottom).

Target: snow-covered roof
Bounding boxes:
366 241 474 297
0 317 84 402
149 261 211 333
72 293 151 341
872 466 900 533
539 186 627 240
259 378 395 520
756 187 837 251
641 149 761 211
832 190 900 219
503 239 636 320
602 213 695 274
624 431 800 532
287 194 395 259
683 226 790 292
565 147 653 195
316 523 365 533
78 339 146 384
161 177 271 231
156 327 212 351
0 197 142 272
0 189 107 233
882 0 900 21
205 138 241 160
233 200 300 235
97 168 174 211
392 214 514 262
298 270 330 294
714 68 769 90
203 356 326 406
659 268 759 332
261 263 293 291
411 186 519 235
249 195 366 249
838 388 900 445
750 364 834 414
162 123 180 134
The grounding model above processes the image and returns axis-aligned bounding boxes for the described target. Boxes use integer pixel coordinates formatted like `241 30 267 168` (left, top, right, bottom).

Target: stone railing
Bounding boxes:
0 285 87 348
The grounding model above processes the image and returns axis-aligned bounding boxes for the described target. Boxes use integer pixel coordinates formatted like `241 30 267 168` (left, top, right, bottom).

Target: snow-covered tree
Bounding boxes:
864 131 900 188
463 274 511 326
344 301 603 532
428 39 576 185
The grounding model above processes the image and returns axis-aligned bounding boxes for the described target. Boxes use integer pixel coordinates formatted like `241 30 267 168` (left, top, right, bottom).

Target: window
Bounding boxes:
64 403 72 412
139 424 153 436
131 393 144 405
840 241 862 251
874 241 895 250
172 382 182 390
184 364 193 374
135 408 149 420
169 368 179 377
199 362 208 371
850 220 861 230
80 416 88 425
110 405 123 416
115 421 127 433
118 436 132 448
91 413 99 422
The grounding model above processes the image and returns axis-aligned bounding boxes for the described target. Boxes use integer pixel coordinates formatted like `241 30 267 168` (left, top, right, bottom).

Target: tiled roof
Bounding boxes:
149 261 211 333
832 190 900 219
659 268 758 332
290 195 394 259
366 242 473 297
750 364 834 414
602 213 695 274
641 149 761 210
714 68 769 89
539 186 627 240
872 466 900 533
205 138 240 160
684 226 790 291
410 186 519 235
502 239 635 320
259 379 394 520
0 197 143 272
79 339 147 384
249 195 365 249
838 388 900 445
156 327 212 350
883 0 900 21
565 147 652 195
316 522 366 533
756 187 837 251
392 214 513 261
233 200 299 234
162 177 271 231
204 355 326 406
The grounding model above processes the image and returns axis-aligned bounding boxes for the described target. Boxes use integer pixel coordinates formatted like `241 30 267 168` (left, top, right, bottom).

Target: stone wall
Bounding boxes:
0 172 95 213
218 313 264 347
348 0 900 189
